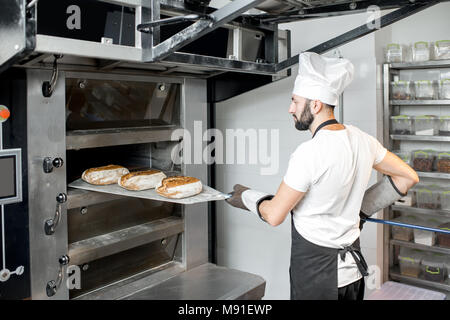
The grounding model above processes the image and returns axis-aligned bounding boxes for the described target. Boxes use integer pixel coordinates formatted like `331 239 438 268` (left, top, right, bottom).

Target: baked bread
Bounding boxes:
118 170 166 191
81 165 129 185
156 176 202 199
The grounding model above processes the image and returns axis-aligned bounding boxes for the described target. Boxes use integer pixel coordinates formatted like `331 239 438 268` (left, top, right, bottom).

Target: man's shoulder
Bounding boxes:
291 139 314 157
344 124 372 138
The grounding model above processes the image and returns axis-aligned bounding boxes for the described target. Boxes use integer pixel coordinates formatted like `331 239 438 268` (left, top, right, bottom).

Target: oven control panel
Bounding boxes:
0 149 22 206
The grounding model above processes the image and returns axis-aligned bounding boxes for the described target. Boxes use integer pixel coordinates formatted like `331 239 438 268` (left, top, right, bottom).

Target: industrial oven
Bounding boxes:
0 0 291 300
1 0 442 300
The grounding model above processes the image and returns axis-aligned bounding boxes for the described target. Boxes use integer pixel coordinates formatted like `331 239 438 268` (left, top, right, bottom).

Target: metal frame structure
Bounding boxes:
382 60 450 295
2 0 448 78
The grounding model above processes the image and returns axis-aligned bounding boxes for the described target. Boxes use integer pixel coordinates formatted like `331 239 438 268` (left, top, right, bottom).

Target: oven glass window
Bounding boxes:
66 79 180 131
0 156 16 200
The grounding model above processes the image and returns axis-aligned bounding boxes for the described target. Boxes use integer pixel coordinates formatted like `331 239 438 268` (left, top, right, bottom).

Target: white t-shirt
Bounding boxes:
283 124 387 288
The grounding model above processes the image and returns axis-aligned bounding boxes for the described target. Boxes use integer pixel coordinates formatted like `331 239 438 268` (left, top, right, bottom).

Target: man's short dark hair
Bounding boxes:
305 99 335 110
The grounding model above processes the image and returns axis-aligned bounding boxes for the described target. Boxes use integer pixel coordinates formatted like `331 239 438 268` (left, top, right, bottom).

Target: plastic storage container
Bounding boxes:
391 81 414 100
414 184 440 209
445 257 450 283
398 247 422 278
438 116 450 136
433 40 450 60
392 215 421 241
421 253 446 283
413 115 437 135
414 81 437 100
413 218 440 246
412 150 436 172
436 152 450 173
412 41 430 62
439 79 450 100
385 43 405 63
439 187 450 211
390 115 414 135
393 150 412 166
436 222 450 248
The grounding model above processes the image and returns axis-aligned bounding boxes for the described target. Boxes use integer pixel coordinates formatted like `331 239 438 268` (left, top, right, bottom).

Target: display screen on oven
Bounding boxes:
0 155 16 200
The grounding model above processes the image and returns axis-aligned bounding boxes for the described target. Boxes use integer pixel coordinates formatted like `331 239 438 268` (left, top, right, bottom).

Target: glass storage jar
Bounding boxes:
439 79 450 100
393 150 412 166
392 215 421 242
391 81 414 100
412 41 430 62
391 115 414 135
436 152 450 173
413 115 437 136
385 43 405 63
433 40 450 60
413 218 441 246
439 187 450 211
436 222 450 248
414 184 440 209
398 247 422 278
412 150 436 172
414 81 437 100
438 116 450 136
421 253 446 283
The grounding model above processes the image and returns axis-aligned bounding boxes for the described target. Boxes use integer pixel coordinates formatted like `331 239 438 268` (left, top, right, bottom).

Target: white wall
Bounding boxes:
212 1 450 299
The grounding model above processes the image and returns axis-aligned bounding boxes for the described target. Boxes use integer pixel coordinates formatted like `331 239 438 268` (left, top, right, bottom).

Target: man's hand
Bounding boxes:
226 184 250 211
359 211 369 230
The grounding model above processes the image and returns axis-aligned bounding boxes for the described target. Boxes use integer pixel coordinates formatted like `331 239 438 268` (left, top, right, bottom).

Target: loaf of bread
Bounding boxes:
118 170 167 191
156 176 202 199
81 165 129 185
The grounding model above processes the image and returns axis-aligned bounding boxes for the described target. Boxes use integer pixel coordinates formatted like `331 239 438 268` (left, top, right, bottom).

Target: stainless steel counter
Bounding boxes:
125 263 265 300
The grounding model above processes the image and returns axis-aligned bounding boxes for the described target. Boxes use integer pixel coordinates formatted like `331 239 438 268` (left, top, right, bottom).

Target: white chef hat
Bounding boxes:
292 52 354 106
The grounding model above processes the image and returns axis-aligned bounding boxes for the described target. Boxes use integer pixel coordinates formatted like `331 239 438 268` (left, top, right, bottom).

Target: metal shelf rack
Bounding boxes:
383 59 450 293
390 269 450 293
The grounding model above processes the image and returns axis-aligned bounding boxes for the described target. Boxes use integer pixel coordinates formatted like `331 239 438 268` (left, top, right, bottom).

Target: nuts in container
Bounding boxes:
398 247 422 278
436 152 450 173
391 215 420 241
391 81 414 100
436 222 450 248
413 115 437 136
412 150 435 172
390 115 414 135
414 81 437 100
433 40 450 60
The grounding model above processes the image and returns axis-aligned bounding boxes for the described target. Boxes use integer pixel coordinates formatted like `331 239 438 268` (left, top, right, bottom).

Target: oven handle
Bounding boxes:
44 193 67 236
46 255 70 297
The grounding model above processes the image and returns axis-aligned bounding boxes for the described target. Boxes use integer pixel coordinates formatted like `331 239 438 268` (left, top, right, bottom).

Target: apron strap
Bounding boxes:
338 245 369 277
312 119 339 138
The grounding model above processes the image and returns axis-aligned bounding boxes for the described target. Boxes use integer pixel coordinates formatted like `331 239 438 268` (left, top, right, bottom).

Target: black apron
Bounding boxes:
289 119 369 300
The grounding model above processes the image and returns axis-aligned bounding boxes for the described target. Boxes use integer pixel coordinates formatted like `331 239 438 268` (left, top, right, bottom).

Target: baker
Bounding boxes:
226 52 419 300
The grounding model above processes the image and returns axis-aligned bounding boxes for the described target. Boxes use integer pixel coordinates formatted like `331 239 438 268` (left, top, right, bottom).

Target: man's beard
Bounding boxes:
293 105 314 131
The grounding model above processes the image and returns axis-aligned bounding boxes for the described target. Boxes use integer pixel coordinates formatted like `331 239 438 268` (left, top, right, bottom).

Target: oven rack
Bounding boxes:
66 126 180 150
68 216 183 266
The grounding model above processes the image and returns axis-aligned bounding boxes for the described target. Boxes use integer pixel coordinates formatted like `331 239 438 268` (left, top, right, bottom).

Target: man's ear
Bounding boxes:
311 100 322 114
